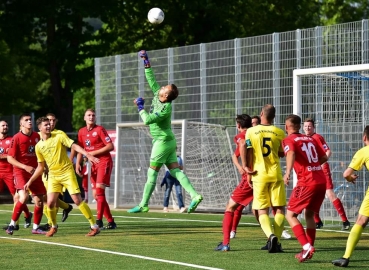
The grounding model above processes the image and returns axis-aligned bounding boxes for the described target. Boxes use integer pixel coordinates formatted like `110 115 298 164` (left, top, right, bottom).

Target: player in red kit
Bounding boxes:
5 114 47 235
75 109 116 229
0 120 32 230
283 114 328 262
215 114 254 251
303 118 350 230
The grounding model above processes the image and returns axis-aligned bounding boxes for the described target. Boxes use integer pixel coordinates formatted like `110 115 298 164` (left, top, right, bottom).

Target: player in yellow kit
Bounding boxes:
25 117 101 237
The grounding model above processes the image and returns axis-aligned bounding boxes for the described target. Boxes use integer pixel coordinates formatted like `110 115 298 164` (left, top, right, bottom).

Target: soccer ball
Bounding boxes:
147 8 164 24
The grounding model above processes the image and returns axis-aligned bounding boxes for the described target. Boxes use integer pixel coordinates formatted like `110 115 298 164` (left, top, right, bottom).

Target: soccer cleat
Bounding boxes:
180 207 187 213
5 225 15 235
38 223 51 231
86 227 100 237
32 228 48 235
230 231 236 239
214 242 230 251
261 241 268 250
187 194 203 213
342 221 350 231
61 204 73 222
295 246 315 262
96 219 104 229
24 212 33 228
332 257 349 267
276 243 284 253
267 234 278 253
163 207 169 212
316 220 324 229
3 224 19 231
127 205 149 213
282 230 292 239
105 221 117 230
46 227 58 237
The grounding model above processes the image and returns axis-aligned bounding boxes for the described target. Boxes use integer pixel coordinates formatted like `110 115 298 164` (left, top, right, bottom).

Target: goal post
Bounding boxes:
114 120 239 211
293 64 369 224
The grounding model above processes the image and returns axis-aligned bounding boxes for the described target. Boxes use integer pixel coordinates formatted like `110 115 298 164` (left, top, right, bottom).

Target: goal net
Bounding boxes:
293 64 369 225
114 120 239 211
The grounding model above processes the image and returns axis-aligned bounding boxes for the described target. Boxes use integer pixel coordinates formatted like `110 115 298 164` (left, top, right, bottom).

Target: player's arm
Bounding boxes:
138 50 161 94
233 138 246 175
343 167 358 184
7 155 35 175
139 103 171 125
325 149 332 159
283 150 295 186
24 162 45 191
278 144 285 158
71 143 99 165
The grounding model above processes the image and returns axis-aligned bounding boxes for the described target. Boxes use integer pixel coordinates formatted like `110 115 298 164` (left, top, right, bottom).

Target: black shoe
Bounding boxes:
5 225 15 235
316 220 324 229
38 223 51 231
342 221 350 231
96 219 104 228
332 257 349 267
105 221 117 229
3 224 19 231
261 241 268 250
267 234 278 253
24 212 33 228
61 205 73 222
276 243 284 253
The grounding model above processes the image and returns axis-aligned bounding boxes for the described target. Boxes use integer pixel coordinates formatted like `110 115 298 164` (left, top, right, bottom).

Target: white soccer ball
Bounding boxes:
147 8 164 24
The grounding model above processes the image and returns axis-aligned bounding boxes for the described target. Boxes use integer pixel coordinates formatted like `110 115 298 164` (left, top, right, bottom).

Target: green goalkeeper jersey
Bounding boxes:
139 68 175 141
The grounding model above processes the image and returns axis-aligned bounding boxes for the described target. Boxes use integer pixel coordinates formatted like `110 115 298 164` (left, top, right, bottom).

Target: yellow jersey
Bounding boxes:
348 145 369 171
35 132 74 176
245 124 285 182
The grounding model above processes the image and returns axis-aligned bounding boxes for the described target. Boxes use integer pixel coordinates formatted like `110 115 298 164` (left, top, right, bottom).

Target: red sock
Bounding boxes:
272 208 276 216
231 205 244 232
33 205 43 225
292 224 309 247
23 204 30 218
11 201 24 222
306 228 316 246
333 199 348 222
314 212 321 223
222 211 234 245
103 200 113 223
96 188 106 221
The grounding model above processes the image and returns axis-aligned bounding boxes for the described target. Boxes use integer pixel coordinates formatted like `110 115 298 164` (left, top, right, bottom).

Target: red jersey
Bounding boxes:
233 130 246 157
282 133 326 186
311 133 331 175
0 135 13 173
7 131 40 174
77 125 113 162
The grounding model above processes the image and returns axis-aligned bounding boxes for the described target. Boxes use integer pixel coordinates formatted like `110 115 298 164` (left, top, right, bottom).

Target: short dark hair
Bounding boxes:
364 125 369 138
285 114 301 129
46 113 57 119
304 117 315 127
167 84 179 102
36 117 50 127
262 104 276 122
251 115 261 124
236 114 252 128
19 113 31 121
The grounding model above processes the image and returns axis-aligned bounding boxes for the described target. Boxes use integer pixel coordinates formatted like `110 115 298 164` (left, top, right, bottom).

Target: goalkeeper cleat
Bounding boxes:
61 204 73 222
105 221 117 230
214 242 230 251
86 227 100 237
46 227 58 237
332 257 349 267
5 225 15 235
24 212 33 228
127 205 149 213
187 194 203 213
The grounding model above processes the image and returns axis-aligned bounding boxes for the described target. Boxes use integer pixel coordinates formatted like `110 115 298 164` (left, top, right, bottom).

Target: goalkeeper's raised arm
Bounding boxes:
139 50 160 94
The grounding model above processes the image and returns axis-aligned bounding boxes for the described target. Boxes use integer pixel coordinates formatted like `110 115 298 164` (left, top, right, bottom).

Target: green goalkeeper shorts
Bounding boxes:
150 139 178 165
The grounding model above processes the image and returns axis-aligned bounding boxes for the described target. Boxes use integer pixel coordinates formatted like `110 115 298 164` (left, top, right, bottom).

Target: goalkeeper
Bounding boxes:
127 50 203 214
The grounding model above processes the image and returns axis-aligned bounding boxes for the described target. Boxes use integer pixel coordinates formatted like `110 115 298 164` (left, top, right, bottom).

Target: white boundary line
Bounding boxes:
0 236 224 270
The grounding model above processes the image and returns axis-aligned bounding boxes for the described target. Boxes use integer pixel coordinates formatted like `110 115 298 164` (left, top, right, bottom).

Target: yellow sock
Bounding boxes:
273 213 285 241
57 198 69 210
343 224 363 258
259 213 273 237
43 205 52 225
47 207 57 227
78 201 95 226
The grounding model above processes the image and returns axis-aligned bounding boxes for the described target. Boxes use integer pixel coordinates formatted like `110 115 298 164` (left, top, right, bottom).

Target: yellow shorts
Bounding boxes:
359 188 369 217
252 180 286 210
47 170 81 195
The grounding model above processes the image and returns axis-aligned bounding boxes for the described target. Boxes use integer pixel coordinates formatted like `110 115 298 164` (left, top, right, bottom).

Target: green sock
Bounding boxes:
139 168 158 207
170 168 197 198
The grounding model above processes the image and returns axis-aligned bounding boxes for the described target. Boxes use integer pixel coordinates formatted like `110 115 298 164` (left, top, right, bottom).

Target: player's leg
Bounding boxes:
29 178 48 234
45 191 59 237
82 174 88 203
270 181 286 243
3 176 22 230
163 177 173 212
326 188 350 229
174 180 186 212
253 182 274 239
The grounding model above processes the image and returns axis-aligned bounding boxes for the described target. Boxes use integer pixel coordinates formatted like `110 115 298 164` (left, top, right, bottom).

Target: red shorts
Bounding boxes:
14 171 46 195
230 175 254 207
322 163 334 190
90 159 113 189
287 184 326 214
0 172 16 195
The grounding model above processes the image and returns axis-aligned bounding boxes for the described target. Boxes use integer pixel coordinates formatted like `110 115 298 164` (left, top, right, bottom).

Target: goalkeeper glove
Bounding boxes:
138 50 150 68
135 97 145 112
